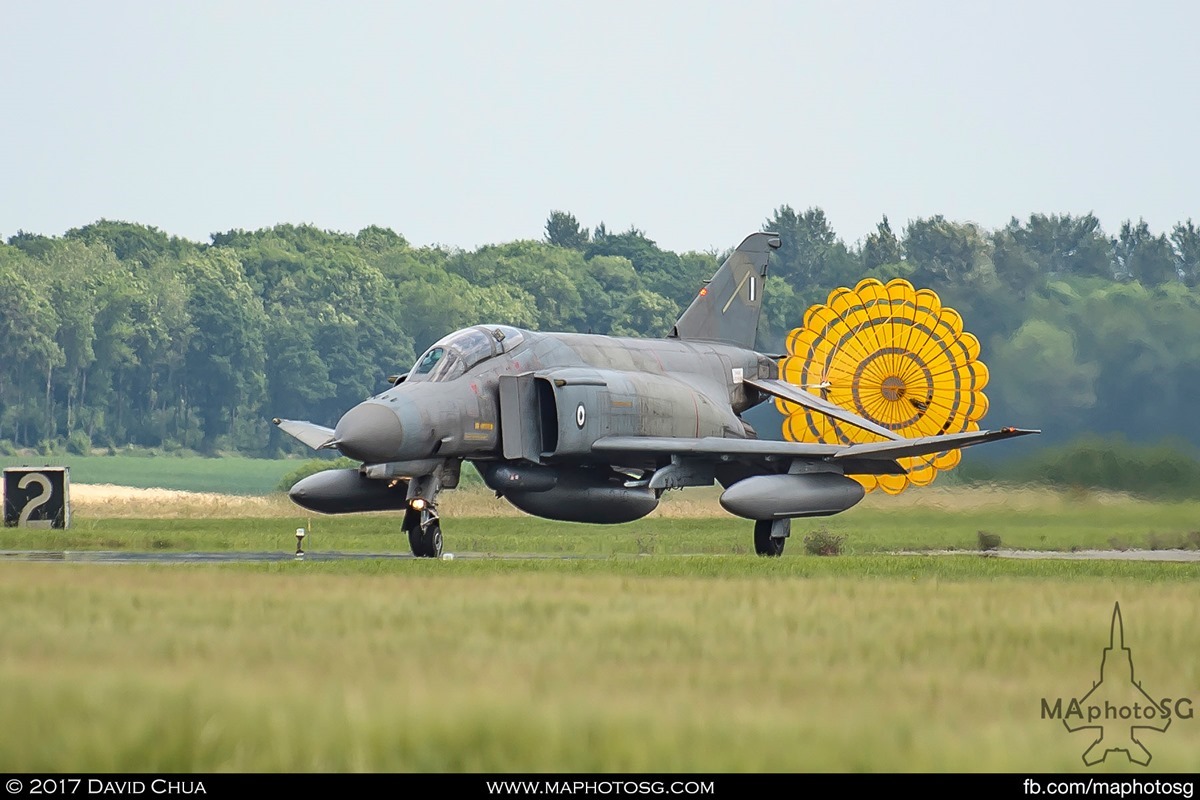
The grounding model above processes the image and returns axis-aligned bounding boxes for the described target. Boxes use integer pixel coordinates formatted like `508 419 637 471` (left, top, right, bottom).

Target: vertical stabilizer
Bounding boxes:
669 232 780 348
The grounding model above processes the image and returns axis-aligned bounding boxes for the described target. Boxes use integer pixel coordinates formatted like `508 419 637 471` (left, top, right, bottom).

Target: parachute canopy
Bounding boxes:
778 278 989 494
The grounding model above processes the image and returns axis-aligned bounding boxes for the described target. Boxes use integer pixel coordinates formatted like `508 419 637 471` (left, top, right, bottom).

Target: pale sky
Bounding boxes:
3 1 1197 254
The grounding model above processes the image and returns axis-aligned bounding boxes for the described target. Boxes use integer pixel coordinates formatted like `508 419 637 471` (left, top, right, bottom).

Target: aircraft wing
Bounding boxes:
272 417 336 450
592 427 1039 470
822 427 1039 460
743 377 902 441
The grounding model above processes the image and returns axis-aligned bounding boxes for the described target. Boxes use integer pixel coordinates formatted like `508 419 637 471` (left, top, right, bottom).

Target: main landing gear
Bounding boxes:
753 518 790 557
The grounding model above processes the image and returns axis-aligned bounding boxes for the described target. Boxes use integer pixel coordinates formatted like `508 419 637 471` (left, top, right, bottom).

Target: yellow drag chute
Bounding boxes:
777 278 989 494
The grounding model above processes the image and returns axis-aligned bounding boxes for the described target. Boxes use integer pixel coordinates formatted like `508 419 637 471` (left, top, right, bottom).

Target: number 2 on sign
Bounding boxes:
17 473 52 526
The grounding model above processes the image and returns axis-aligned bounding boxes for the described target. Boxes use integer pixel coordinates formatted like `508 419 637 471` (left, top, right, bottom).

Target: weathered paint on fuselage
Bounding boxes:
351 328 778 465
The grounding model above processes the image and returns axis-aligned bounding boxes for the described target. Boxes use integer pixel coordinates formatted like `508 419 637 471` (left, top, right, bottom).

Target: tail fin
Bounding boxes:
668 232 780 349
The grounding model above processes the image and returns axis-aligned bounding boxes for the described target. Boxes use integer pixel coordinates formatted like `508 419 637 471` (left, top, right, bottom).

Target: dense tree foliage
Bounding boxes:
1 209 1197 456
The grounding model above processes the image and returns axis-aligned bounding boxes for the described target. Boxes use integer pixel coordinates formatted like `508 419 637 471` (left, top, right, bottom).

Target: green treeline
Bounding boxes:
1 209 1198 456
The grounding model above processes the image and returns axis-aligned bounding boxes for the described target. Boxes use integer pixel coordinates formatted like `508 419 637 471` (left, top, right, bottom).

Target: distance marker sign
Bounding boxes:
3 466 71 528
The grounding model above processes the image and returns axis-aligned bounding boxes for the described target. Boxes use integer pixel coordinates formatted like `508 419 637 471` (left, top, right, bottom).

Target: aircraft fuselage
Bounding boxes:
331 328 777 467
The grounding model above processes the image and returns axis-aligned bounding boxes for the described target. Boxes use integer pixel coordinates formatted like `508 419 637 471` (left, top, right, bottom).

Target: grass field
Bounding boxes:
0 562 1196 772
0 483 1197 772
4 484 1198 556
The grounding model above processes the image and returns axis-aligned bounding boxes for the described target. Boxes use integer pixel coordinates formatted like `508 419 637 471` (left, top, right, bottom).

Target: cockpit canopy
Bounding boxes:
406 325 525 383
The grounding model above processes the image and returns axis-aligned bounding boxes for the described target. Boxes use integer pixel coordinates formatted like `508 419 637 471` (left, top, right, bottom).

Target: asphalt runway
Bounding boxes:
0 550 587 563
2 549 1199 564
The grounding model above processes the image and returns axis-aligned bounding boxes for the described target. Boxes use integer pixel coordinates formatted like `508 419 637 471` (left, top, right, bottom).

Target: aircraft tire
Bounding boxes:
428 521 443 558
407 527 423 557
753 519 785 557
408 512 444 558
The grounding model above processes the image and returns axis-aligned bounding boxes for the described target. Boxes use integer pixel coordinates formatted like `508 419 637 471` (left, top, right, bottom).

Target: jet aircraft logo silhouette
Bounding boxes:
1061 603 1170 766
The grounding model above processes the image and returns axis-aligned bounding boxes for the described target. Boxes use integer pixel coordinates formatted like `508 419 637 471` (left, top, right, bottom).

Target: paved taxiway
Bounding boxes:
2 549 1199 563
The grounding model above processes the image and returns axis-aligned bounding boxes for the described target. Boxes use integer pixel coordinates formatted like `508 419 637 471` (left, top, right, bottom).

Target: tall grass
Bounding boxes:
0 564 1195 771
2 486 1197 772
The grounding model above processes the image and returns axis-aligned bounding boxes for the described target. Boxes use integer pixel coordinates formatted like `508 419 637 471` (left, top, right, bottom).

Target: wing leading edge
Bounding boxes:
272 418 336 450
593 426 1039 468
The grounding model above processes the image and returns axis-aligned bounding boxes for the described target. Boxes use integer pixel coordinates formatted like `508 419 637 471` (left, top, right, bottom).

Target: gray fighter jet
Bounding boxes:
274 232 1036 557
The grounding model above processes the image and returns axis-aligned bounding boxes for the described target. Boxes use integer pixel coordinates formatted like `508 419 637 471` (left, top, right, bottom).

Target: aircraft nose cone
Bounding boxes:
333 403 404 462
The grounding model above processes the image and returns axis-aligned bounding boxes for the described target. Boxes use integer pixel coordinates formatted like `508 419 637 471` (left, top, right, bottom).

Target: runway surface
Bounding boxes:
2 548 1199 563
893 548 1200 562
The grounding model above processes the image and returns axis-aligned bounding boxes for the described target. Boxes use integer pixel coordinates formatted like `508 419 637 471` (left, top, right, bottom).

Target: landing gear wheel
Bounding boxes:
408 510 443 558
754 519 786 557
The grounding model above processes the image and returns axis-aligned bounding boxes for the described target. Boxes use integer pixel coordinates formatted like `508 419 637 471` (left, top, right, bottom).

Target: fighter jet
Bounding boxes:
274 232 1037 557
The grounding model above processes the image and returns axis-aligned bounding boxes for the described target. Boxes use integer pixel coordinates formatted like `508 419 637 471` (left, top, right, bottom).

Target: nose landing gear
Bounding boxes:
406 506 443 558
403 470 446 558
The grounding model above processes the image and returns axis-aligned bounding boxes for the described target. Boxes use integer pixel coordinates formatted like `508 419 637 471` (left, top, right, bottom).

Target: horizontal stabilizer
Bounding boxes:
272 417 336 450
745 377 902 441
